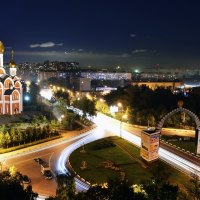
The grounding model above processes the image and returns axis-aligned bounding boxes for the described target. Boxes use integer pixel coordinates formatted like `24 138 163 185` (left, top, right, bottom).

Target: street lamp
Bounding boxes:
117 102 122 109
59 115 65 123
117 102 127 137
120 114 127 138
61 115 65 121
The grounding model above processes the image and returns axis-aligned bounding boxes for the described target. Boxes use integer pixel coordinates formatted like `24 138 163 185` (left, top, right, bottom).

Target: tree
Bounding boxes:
32 115 39 126
56 174 76 200
16 129 23 144
76 185 109 200
26 127 33 142
42 126 47 138
9 166 17 177
66 112 78 130
0 170 37 200
41 115 48 124
10 127 16 145
73 96 96 117
159 182 179 200
56 98 68 116
29 82 39 104
54 91 70 105
95 100 109 114
46 124 52 137
0 131 6 147
108 177 135 200
0 125 6 134
143 164 178 200
187 173 200 200
22 131 28 143
32 127 38 140
4 132 11 148
50 176 148 200
25 185 38 200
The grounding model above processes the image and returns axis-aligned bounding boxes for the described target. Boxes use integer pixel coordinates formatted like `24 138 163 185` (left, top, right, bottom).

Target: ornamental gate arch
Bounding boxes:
156 107 200 154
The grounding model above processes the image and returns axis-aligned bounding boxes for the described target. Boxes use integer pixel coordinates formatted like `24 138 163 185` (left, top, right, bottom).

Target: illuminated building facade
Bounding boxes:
0 41 23 115
81 71 132 80
131 81 182 90
70 77 91 91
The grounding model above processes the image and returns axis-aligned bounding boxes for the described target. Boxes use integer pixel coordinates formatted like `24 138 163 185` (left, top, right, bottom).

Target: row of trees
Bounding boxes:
103 85 200 127
73 96 96 117
55 90 96 129
47 170 200 200
0 124 59 148
55 90 96 118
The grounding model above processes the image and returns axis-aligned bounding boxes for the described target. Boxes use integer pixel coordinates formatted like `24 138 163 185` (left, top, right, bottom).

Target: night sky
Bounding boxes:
2 0 200 70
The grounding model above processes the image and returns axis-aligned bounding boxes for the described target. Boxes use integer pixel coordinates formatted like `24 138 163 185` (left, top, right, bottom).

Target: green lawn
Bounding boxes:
69 137 191 189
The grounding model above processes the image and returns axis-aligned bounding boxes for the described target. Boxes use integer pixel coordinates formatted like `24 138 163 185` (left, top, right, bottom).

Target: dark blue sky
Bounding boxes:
2 0 200 69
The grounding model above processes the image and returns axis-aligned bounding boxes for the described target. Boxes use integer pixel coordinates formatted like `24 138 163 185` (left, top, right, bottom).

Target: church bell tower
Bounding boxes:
9 50 17 77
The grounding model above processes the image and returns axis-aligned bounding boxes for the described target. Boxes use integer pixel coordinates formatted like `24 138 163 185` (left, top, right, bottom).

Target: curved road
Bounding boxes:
0 130 93 197
1 113 199 197
58 113 200 191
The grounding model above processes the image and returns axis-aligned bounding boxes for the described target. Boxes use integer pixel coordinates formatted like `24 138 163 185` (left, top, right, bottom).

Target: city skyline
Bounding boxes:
2 0 200 69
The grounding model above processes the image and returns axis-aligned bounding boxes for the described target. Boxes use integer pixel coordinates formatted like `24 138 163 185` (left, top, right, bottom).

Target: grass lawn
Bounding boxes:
69 137 191 189
170 140 196 153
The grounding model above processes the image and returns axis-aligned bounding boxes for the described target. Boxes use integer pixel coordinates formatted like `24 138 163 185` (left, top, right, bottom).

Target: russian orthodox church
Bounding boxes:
0 41 23 115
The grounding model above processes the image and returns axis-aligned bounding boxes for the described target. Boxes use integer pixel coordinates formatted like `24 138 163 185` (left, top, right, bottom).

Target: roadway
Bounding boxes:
1 129 93 197
1 113 199 197
58 113 200 191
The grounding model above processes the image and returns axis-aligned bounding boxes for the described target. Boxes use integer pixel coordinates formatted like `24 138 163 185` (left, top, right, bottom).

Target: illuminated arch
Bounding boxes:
156 107 200 131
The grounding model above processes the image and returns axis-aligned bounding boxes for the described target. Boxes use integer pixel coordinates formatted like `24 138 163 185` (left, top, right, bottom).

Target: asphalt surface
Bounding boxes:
1 114 199 197
3 130 90 197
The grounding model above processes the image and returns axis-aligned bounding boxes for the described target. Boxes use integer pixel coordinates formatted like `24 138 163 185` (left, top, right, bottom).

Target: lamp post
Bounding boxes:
117 102 123 137
117 102 127 138
59 114 65 124
120 114 127 138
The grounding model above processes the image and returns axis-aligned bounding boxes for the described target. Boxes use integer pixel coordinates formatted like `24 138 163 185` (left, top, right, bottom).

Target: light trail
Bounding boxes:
0 131 92 161
57 126 115 191
57 113 200 191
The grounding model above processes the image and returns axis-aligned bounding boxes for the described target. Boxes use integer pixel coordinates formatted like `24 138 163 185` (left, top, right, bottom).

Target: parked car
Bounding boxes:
22 175 31 184
41 162 50 174
34 158 44 165
44 170 53 180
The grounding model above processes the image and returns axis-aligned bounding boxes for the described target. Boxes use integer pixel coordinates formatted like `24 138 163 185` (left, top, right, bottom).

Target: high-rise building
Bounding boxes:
70 77 91 91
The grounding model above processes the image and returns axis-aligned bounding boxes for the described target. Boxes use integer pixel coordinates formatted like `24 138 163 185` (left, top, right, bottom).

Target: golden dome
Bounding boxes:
0 41 5 54
9 60 17 68
9 50 16 68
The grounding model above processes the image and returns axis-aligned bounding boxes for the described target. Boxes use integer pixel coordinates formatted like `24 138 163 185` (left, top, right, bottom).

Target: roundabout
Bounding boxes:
56 113 200 191
2 113 200 198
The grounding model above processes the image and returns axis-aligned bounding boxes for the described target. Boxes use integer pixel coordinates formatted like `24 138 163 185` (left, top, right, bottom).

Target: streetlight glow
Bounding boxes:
117 102 122 108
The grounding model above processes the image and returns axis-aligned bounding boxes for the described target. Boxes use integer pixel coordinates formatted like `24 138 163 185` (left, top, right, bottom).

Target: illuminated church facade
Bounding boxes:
0 41 23 115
